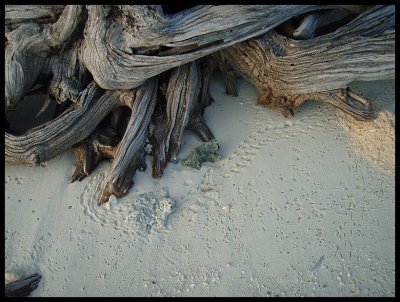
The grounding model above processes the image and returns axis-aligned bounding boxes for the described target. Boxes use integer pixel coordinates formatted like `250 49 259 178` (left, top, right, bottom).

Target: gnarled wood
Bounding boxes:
152 61 202 178
5 5 84 111
221 5 394 120
96 78 158 204
4 5 395 206
5 5 65 27
81 5 338 90
70 115 121 183
5 82 123 165
186 57 215 142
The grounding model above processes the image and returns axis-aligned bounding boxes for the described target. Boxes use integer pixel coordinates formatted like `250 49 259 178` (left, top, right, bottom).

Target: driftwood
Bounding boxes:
221 5 394 119
152 58 214 179
4 273 42 297
5 5 395 205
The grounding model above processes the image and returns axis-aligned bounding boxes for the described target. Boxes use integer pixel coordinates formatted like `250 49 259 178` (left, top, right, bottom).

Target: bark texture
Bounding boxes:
5 5 395 205
221 6 394 119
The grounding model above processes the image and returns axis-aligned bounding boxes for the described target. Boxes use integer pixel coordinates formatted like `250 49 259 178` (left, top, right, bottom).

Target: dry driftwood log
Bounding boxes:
4 273 42 297
5 5 395 205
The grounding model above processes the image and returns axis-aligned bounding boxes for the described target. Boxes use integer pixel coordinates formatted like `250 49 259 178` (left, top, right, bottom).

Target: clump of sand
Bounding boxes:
336 109 395 173
133 191 176 233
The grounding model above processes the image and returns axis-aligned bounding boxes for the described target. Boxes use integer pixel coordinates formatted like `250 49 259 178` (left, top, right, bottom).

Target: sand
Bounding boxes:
4 74 395 297
337 81 395 173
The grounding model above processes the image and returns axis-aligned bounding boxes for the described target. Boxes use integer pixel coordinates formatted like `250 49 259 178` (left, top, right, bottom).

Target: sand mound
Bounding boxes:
336 109 395 173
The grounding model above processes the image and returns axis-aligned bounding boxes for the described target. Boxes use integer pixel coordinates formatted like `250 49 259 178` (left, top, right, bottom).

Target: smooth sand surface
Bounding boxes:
5 74 395 297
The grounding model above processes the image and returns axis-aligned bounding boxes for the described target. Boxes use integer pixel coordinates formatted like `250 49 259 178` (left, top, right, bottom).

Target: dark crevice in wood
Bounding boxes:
314 13 358 37
275 7 369 40
70 107 127 183
161 4 197 15
5 94 56 135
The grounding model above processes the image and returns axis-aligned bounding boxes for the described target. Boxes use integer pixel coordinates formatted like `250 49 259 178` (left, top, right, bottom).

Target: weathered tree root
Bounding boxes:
187 57 216 141
212 52 239 97
152 62 200 178
4 5 395 207
5 82 123 165
96 78 158 205
5 5 84 111
70 121 120 183
152 58 214 179
257 87 373 120
314 89 373 120
221 5 394 121
70 104 132 183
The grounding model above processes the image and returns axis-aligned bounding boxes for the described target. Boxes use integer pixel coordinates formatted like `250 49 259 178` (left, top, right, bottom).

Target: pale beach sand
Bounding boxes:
5 74 395 297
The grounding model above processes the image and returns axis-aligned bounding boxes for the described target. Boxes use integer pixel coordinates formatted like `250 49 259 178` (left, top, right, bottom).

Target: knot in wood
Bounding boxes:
121 91 136 107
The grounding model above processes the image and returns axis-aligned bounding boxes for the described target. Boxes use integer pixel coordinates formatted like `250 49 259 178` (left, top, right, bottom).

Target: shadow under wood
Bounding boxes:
5 94 56 135
69 105 132 184
275 7 363 40
292 99 330 119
